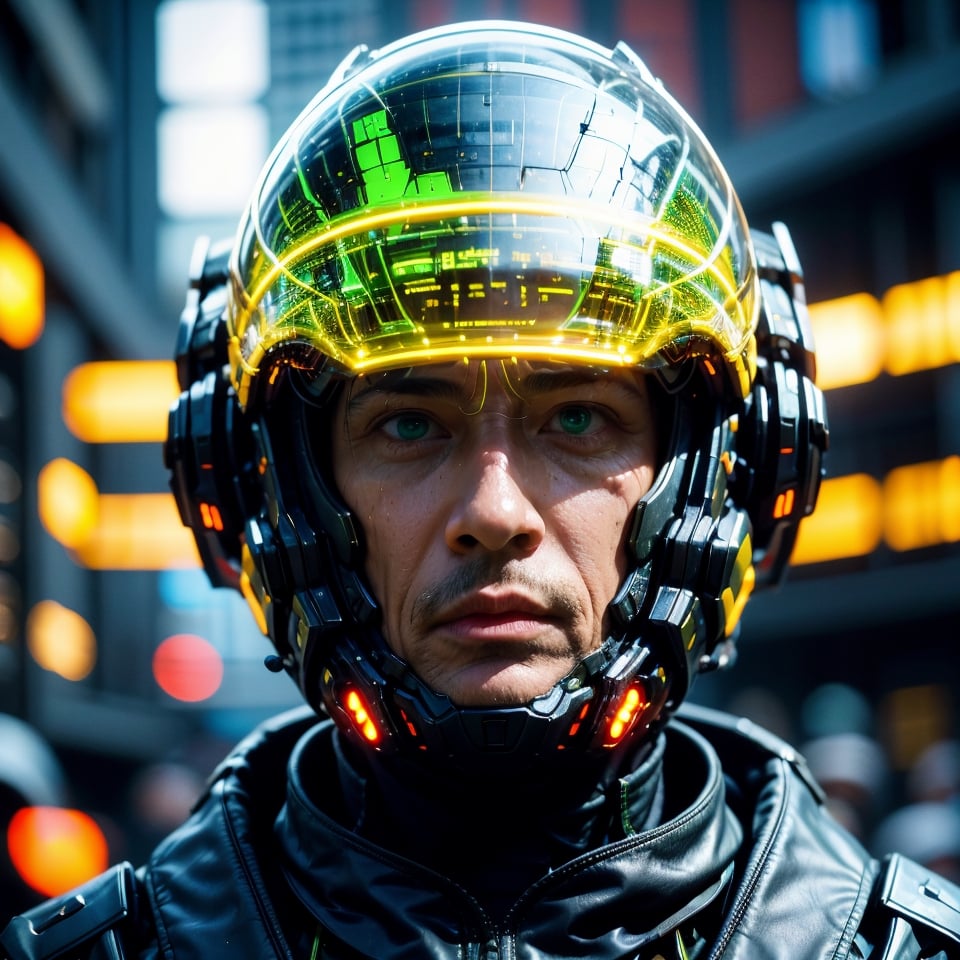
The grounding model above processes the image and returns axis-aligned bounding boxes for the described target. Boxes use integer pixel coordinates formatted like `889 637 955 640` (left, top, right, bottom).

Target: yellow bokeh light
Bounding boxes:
26 600 97 681
884 271 960 376
37 458 99 549
38 456 199 569
808 293 885 390
75 492 200 570
791 473 883 565
62 360 180 443
0 222 45 349
883 456 960 552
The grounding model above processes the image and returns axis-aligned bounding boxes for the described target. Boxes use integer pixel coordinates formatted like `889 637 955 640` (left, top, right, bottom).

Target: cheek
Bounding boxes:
556 492 633 599
353 488 436 621
563 467 651 595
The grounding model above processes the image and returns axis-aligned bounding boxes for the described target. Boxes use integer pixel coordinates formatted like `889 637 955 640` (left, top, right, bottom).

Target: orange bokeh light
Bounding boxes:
7 806 108 897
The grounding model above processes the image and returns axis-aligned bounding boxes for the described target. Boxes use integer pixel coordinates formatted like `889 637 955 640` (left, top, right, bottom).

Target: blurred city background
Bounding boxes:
1 0 959 910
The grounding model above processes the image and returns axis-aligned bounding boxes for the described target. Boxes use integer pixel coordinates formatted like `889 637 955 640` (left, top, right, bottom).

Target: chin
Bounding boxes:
440 661 570 708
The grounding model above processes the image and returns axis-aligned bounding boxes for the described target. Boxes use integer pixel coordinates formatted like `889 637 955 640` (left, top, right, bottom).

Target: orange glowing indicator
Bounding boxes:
565 702 591 741
399 708 419 738
608 687 645 742
199 502 224 531
345 689 380 743
773 488 796 519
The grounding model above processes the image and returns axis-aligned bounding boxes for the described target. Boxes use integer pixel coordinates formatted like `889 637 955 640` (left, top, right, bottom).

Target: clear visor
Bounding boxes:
226 23 758 405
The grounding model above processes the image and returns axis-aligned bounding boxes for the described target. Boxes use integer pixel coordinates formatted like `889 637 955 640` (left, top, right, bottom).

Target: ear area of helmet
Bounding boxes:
728 223 830 587
241 343 344 417
651 340 754 411
166 256 260 592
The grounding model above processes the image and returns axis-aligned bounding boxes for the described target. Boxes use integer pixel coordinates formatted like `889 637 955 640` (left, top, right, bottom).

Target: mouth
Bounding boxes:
441 612 559 641
411 587 583 705
431 592 562 643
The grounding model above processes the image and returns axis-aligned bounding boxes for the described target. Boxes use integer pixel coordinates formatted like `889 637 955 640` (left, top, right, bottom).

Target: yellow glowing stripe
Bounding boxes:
392 258 437 275
240 542 270 635
63 361 180 443
239 573 269 636
238 193 746 332
722 537 756 636
350 341 638 373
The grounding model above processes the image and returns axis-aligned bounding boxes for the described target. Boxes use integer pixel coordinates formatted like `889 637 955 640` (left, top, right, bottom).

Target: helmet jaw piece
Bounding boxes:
164 22 828 765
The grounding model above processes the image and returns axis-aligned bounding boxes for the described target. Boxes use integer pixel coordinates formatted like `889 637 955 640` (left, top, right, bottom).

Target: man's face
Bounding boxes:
332 359 658 707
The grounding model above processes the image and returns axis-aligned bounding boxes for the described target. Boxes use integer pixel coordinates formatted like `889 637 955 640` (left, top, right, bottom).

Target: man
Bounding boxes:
4 19 959 960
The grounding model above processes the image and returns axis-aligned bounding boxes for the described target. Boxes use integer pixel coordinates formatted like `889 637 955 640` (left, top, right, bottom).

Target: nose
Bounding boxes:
445 447 545 556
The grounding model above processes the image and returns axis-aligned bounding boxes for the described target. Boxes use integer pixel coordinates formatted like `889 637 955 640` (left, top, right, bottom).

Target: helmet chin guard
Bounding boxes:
164 22 828 764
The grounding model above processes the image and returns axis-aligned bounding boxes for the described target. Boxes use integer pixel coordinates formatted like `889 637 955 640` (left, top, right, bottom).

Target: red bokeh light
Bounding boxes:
152 633 223 702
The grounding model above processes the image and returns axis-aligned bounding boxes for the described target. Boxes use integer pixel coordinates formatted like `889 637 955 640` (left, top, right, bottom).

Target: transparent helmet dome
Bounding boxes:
226 20 758 408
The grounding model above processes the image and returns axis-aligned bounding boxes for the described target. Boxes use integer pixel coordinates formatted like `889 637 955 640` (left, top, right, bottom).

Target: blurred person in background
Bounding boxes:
907 738 960 807
801 730 889 840
0 714 67 917
799 682 890 840
0 713 107 916
871 738 960 884
871 802 960 885
4 20 959 960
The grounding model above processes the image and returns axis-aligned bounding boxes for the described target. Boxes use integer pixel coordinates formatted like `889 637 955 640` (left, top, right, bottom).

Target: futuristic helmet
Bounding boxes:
166 21 827 764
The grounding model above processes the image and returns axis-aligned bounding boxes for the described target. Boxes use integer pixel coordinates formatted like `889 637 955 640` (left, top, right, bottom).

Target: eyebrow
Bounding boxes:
344 365 647 419
345 371 467 411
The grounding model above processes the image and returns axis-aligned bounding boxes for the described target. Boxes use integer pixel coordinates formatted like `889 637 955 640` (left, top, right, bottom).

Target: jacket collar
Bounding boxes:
276 718 742 959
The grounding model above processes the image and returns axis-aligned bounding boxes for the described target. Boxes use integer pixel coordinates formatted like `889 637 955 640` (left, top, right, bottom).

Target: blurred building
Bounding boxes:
1 0 959 858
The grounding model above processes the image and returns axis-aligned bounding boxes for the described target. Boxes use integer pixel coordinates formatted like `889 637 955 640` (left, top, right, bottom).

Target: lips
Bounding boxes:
430 593 561 641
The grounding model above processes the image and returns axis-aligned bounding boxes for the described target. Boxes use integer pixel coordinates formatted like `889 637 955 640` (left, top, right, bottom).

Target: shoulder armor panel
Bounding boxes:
872 853 960 957
1 862 139 960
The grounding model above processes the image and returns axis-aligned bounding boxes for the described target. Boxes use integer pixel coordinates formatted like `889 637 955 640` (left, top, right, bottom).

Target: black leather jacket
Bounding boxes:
3 704 959 960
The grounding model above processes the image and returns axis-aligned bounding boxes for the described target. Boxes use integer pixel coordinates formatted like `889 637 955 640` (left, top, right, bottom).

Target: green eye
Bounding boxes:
557 406 593 435
390 414 431 441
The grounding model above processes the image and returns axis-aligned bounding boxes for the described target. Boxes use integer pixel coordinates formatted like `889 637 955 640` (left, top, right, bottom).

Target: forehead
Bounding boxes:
343 358 649 404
